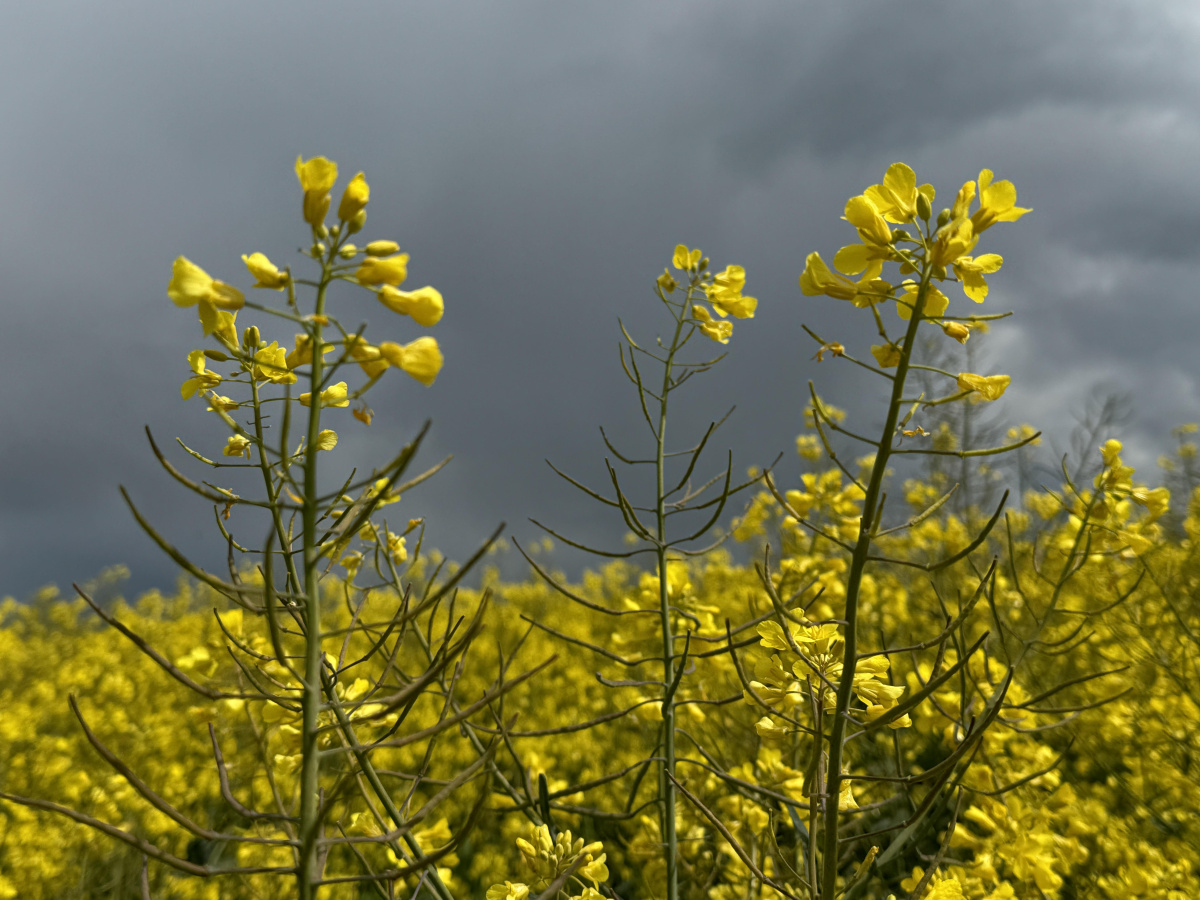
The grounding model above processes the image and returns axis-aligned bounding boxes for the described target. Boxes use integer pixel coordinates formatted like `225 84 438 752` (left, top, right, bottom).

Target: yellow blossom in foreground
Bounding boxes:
691 305 732 344
181 349 222 399
673 244 702 271
970 168 1031 233
956 372 1011 401
204 307 238 348
953 252 1003 302
252 342 296 384
377 285 444 326
380 337 443 386
337 172 369 222
299 381 349 408
942 321 971 343
295 155 338 226
863 161 930 224
355 254 410 286
836 194 892 278
705 264 757 318
168 257 245 312
241 252 288 290
800 252 890 307
931 216 978 269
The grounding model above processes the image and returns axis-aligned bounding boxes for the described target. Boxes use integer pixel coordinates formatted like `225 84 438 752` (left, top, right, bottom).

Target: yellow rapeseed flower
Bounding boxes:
952 252 1003 302
956 372 1011 401
355 254 410 286
897 280 949 320
181 349 222 399
837 194 893 278
800 252 890 307
286 334 332 369
379 337 443 386
871 343 902 368
295 155 338 227
252 342 297 384
299 381 349 408
337 172 369 222
344 336 389 378
168 257 245 335
942 321 971 343
223 435 251 459
691 305 732 344
241 253 288 290
970 169 1031 233
862 162 930 224
704 265 757 319
672 244 702 271
377 285 444 326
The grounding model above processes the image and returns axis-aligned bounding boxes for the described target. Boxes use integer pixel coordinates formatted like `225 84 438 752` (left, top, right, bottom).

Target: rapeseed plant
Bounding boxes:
3 158 1199 900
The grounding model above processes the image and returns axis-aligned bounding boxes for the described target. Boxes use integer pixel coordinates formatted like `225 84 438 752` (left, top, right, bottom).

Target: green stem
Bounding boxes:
655 303 688 900
818 261 933 899
298 262 330 900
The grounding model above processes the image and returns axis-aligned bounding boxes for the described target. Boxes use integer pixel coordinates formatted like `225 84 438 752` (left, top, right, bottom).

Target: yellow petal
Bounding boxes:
380 337 443 386
377 285 444 326
299 381 349 408
242 252 288 290
355 254 410 286
294 155 338 193
833 242 873 276
315 429 338 451
955 372 1010 401
337 172 370 221
167 257 212 307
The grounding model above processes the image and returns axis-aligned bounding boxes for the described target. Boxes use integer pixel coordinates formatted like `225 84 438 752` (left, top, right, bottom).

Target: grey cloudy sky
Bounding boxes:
3 0 1199 599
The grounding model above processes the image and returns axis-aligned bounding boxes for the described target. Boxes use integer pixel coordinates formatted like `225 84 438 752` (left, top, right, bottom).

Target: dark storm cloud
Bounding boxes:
3 0 1199 599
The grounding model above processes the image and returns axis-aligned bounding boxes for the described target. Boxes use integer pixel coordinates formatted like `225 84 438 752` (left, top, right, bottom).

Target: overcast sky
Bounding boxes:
3 0 1199 600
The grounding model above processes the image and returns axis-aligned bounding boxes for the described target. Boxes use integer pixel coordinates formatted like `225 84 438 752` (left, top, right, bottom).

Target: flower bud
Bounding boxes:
366 240 400 257
242 326 260 350
310 242 326 258
338 172 370 222
936 209 951 227
347 210 367 235
338 244 358 259
942 321 970 344
890 229 909 243
329 224 341 237
916 193 932 220
316 224 329 239
204 349 230 362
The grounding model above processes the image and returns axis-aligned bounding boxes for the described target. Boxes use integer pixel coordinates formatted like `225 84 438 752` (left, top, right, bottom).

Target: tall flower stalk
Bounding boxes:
0 156 535 899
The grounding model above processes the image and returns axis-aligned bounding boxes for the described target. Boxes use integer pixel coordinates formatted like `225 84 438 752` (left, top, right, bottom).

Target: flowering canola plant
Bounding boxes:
1 160 1198 900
